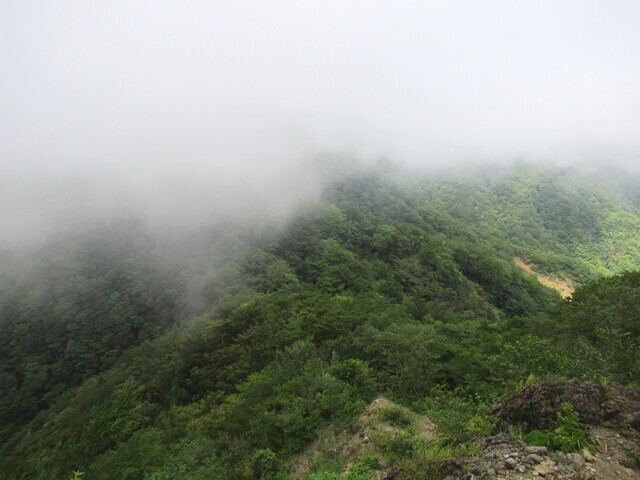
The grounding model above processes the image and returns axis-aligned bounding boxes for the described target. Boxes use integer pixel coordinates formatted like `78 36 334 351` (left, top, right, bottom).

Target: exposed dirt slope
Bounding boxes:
514 257 575 298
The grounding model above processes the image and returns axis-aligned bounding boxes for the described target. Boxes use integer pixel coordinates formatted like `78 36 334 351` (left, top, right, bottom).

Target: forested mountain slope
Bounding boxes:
418 164 640 281
0 218 275 442
0 222 184 443
1 165 639 480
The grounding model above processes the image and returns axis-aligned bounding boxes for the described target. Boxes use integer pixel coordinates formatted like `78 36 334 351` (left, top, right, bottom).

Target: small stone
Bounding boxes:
582 449 596 463
487 468 496 476
527 453 545 464
516 464 527 473
534 461 555 476
571 453 585 468
578 466 592 480
505 457 517 469
526 446 548 455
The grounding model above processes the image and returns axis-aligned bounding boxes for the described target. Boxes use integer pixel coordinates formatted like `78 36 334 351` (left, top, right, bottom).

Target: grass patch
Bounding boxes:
378 405 414 427
524 403 588 453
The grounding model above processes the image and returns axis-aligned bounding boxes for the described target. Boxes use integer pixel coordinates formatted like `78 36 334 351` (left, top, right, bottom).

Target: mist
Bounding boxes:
2 1 640 246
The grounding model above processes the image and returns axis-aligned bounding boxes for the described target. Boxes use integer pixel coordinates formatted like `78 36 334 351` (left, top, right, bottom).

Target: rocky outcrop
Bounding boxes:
442 381 640 480
442 433 639 479
291 384 640 480
489 380 609 431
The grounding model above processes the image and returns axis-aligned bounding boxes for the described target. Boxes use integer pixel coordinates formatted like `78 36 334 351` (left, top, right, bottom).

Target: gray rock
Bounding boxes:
570 453 585 468
525 446 548 455
534 461 555 476
490 380 607 429
505 457 517 469
526 453 545 464
578 465 595 480
582 449 596 463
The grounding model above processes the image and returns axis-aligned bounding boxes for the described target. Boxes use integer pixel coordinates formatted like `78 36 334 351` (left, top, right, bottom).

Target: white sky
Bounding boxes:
1 1 640 242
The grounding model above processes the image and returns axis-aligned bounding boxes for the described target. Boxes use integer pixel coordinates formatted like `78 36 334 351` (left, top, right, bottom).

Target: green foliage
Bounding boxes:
242 448 281 479
378 405 414 427
395 441 456 480
524 403 588 453
2 164 640 479
415 388 494 444
0 221 184 440
329 358 377 401
344 455 378 480
369 430 416 461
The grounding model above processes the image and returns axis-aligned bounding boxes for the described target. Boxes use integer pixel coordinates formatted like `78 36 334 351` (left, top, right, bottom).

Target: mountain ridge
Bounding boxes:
1 163 639 479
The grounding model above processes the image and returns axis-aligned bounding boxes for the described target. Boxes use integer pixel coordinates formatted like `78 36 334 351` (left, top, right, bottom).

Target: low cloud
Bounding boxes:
2 1 640 246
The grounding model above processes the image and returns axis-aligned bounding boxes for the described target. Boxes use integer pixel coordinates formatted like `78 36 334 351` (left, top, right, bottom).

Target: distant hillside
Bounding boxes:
417 164 640 282
1 164 639 480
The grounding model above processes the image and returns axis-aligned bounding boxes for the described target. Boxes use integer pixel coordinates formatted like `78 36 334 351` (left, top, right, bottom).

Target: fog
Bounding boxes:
2 1 640 246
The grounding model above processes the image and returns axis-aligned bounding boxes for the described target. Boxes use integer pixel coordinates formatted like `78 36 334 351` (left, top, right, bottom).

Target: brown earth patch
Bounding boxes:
514 257 575 298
